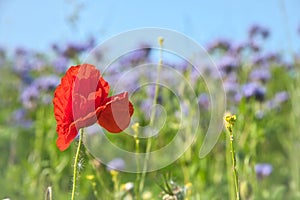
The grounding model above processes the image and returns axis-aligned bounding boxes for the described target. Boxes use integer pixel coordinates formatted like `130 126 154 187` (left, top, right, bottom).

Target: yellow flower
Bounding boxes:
224 113 237 132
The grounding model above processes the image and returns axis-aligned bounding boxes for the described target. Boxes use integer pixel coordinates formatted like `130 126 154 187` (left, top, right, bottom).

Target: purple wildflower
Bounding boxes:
11 109 33 128
267 91 289 109
56 37 95 58
14 53 31 74
21 85 39 109
252 54 266 65
264 52 281 62
20 75 59 108
15 47 27 56
249 68 271 83
91 49 103 63
206 38 231 52
30 57 46 71
106 158 125 171
140 99 152 118
248 24 270 39
241 82 266 102
51 43 61 53
274 91 289 103
53 56 69 73
119 44 151 66
175 61 189 72
223 79 242 103
20 72 33 85
146 84 156 98
255 163 273 179
198 93 210 110
247 41 261 52
217 55 239 74
34 75 60 91
223 80 239 94
229 42 247 55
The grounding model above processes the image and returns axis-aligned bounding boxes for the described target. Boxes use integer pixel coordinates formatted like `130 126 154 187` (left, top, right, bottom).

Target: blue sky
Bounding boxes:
0 0 299 54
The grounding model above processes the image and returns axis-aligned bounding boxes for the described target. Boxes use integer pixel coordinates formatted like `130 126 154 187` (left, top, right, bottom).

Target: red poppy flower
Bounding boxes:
53 64 134 151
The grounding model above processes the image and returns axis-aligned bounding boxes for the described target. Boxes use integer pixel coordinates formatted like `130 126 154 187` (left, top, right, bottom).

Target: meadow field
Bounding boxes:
0 25 300 200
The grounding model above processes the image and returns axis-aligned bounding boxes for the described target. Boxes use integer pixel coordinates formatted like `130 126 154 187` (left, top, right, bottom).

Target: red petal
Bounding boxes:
53 64 111 151
74 63 109 104
54 117 80 151
97 92 134 133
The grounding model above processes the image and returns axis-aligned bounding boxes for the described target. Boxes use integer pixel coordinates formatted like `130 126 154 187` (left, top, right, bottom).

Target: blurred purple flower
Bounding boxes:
229 42 247 55
21 85 39 109
198 93 210 110
249 68 271 83
30 57 46 71
251 52 281 67
252 54 265 65
247 41 261 52
248 24 270 39
106 158 125 171
34 75 60 91
206 38 231 52
14 54 31 74
20 75 59 109
140 99 152 119
119 44 151 66
264 52 281 62
175 61 189 72
223 79 242 103
242 82 266 102
11 109 33 128
274 91 289 103
15 47 28 56
13 49 46 77
63 43 85 58
19 72 33 85
146 84 156 98
53 56 69 73
91 49 103 63
180 101 189 116
255 163 273 179
217 55 239 74
224 80 239 94
51 43 60 53
267 91 289 109
54 37 95 58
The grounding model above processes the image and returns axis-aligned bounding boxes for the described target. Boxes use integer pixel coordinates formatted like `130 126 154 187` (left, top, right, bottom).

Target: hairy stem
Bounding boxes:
71 129 83 200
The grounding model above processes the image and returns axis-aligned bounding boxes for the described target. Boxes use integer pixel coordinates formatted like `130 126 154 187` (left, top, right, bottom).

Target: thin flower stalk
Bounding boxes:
225 114 240 200
139 37 164 195
71 129 83 200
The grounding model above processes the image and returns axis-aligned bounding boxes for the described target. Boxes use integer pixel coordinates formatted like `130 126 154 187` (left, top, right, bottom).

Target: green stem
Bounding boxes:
71 129 83 200
139 37 164 194
134 134 141 200
229 131 240 200
226 132 234 200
